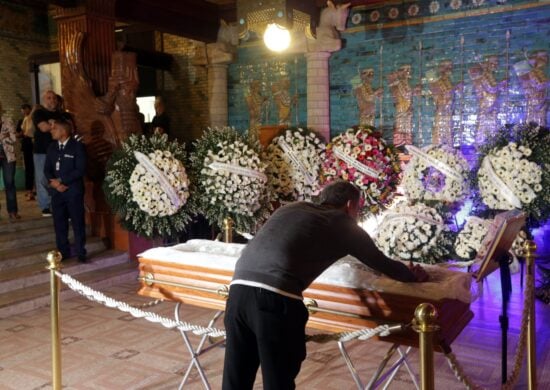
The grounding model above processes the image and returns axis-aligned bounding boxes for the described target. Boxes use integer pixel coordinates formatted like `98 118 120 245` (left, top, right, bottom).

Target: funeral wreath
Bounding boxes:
322 126 401 218
189 126 271 233
103 134 192 239
263 127 325 203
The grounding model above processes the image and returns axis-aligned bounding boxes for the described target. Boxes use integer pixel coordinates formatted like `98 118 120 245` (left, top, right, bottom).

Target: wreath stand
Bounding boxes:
498 253 513 384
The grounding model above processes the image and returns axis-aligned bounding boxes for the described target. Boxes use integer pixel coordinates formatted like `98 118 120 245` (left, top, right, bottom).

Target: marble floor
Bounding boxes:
0 267 549 390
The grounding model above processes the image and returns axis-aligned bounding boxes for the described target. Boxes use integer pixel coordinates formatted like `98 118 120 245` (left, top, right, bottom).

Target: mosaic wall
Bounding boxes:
227 0 550 147
227 45 307 130
0 1 50 120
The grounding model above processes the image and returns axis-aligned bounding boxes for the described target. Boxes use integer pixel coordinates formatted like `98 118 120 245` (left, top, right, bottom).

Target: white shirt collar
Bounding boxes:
58 138 69 148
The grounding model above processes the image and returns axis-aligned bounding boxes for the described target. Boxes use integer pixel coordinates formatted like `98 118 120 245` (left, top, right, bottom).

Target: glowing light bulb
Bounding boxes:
263 23 291 52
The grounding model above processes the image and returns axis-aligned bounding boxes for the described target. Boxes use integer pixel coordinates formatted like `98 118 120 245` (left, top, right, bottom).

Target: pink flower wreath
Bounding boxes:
322 126 402 217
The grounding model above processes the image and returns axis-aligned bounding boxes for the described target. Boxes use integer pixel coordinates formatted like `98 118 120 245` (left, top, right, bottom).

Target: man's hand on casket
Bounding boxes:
409 261 430 283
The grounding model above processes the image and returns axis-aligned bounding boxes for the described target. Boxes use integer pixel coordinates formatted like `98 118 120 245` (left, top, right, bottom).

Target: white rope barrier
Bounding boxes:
56 271 226 338
55 271 398 345
306 324 398 344
444 261 535 390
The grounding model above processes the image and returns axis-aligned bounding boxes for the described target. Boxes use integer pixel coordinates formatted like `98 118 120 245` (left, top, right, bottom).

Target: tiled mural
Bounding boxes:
227 0 550 148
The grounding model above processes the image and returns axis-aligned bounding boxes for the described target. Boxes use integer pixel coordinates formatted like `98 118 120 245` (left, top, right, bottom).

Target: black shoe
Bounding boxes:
42 208 52 217
78 255 87 263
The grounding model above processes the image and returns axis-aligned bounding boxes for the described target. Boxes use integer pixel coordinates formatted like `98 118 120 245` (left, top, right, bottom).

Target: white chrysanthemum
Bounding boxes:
203 140 266 215
129 150 190 217
454 217 492 260
263 128 325 202
375 202 450 264
478 142 542 210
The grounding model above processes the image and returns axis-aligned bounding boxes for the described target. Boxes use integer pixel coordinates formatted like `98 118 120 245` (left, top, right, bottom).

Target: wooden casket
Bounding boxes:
137 210 525 352
138 243 473 351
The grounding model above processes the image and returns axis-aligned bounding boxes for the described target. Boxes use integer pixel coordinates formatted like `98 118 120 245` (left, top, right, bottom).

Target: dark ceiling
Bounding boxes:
43 0 380 43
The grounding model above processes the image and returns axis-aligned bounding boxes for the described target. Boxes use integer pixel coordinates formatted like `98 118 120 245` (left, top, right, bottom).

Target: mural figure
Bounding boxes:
272 77 297 126
354 68 382 127
517 50 550 126
469 55 507 144
246 80 267 130
387 64 420 147
428 60 462 145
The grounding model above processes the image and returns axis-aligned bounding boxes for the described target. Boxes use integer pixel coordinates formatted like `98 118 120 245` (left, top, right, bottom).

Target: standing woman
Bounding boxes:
0 101 20 220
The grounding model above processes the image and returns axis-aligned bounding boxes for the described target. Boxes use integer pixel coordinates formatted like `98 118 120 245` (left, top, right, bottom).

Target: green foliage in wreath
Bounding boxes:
103 134 192 239
189 127 271 233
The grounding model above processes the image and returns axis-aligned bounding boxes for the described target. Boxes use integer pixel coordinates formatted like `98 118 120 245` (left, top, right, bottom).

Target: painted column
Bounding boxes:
203 37 236 128
208 63 229 127
306 51 331 141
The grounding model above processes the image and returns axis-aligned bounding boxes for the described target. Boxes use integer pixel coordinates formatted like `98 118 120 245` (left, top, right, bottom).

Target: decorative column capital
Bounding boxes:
206 42 236 65
304 51 332 61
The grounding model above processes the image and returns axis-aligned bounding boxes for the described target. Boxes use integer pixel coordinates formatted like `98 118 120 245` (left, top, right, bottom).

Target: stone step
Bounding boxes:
0 225 57 250
0 236 107 272
0 216 53 234
0 249 127 293
0 256 138 319
0 222 91 252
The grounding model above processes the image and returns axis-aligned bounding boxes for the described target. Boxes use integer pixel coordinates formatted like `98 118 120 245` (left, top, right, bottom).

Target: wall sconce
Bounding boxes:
237 0 318 52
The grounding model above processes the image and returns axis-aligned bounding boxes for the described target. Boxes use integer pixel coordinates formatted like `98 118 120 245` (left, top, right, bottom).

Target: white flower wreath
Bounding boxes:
263 128 325 202
104 134 192 238
190 127 271 232
129 150 189 217
477 142 542 210
375 202 454 264
202 140 266 217
402 145 470 204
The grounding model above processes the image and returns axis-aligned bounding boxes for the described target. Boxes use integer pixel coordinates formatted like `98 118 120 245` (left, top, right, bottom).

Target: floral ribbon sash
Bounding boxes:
383 212 444 226
277 138 316 185
208 161 267 183
332 146 381 179
482 156 522 209
406 145 463 182
134 151 182 208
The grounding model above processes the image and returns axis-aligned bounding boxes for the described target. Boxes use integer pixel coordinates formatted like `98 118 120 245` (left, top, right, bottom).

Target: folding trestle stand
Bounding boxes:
338 339 420 390
174 303 225 390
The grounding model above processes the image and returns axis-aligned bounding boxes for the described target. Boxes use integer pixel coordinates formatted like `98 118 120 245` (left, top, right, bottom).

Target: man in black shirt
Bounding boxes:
32 90 64 216
222 180 428 390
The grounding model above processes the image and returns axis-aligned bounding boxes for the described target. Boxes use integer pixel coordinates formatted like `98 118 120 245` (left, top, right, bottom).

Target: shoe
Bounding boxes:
78 255 87 263
9 213 21 220
42 208 52 217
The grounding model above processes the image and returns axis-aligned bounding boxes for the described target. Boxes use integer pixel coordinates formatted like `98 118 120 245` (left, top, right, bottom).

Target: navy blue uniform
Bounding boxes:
44 138 86 259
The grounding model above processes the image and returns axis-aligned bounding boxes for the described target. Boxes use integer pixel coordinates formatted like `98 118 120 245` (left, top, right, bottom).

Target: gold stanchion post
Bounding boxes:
413 303 439 390
223 217 233 243
525 240 537 390
47 250 62 390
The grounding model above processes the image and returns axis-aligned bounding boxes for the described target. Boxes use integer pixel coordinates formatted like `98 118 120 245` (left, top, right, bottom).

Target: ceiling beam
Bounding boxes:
115 0 223 43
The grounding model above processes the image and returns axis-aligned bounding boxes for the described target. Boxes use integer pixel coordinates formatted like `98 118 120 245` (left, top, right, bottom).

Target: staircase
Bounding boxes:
0 216 138 318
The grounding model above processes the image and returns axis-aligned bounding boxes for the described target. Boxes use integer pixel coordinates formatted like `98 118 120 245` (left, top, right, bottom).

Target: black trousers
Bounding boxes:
222 284 309 390
21 138 34 191
52 191 86 258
